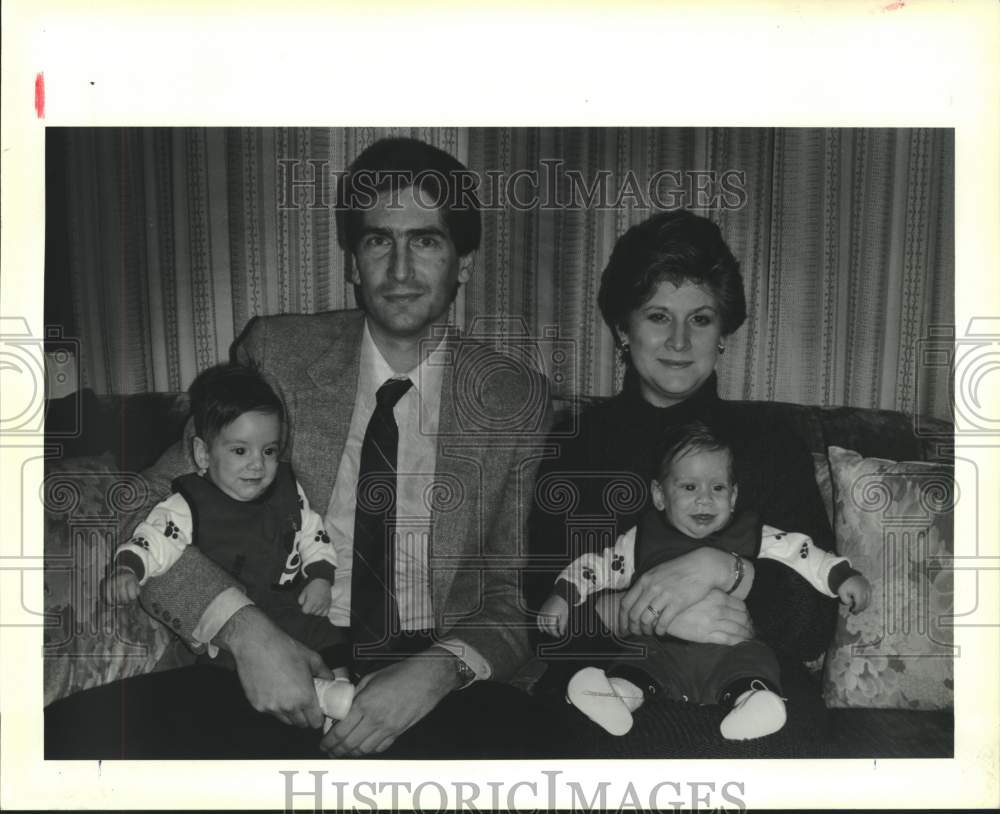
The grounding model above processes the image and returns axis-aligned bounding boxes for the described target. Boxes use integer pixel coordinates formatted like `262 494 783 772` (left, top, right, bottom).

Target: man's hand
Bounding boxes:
537 594 570 637
298 578 333 616
320 649 457 757
218 606 333 729
618 547 734 637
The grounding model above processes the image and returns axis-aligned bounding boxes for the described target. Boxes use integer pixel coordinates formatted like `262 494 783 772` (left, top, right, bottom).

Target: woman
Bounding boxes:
529 210 837 754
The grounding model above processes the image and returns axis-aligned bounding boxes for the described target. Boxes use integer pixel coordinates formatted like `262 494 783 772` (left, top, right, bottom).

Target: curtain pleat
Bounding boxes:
59 127 954 420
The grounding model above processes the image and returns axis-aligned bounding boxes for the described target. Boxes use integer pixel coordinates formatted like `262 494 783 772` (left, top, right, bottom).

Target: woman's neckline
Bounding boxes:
617 370 720 419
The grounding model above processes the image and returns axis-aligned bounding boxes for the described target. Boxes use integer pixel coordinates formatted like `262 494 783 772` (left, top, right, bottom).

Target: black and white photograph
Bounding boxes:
2 3 997 813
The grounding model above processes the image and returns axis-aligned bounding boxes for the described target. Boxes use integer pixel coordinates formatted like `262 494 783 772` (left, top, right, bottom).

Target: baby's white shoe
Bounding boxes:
608 676 645 713
314 677 355 732
719 680 786 740
566 667 642 736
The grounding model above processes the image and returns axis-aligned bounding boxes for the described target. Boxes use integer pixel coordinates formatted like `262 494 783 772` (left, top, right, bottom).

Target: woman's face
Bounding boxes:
622 280 724 407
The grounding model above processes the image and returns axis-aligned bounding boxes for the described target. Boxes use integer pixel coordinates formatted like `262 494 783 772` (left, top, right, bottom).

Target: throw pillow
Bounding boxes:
822 446 953 710
43 454 172 704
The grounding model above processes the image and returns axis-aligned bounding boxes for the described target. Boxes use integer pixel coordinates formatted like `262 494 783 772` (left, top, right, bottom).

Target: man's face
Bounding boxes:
350 185 470 347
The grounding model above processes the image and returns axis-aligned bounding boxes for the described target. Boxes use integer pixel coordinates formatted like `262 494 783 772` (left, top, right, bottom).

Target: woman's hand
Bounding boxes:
664 590 753 644
618 547 734 637
596 587 752 645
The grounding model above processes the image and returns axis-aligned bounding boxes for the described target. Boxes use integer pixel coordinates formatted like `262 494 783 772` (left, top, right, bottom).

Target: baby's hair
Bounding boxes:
188 363 283 444
657 421 735 484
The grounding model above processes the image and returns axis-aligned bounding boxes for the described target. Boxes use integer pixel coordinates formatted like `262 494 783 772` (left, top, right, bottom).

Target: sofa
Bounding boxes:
42 388 954 758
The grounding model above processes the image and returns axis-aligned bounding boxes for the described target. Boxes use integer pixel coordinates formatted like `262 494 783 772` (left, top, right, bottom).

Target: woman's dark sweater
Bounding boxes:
528 373 838 663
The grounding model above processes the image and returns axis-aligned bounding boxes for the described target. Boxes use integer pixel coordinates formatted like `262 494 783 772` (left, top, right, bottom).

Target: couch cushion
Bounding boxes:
823 446 954 711
826 708 953 757
46 390 190 473
820 407 951 463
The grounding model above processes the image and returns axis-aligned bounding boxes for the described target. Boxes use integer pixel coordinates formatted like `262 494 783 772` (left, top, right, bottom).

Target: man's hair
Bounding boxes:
598 210 747 342
657 420 735 484
335 137 482 256
189 363 283 443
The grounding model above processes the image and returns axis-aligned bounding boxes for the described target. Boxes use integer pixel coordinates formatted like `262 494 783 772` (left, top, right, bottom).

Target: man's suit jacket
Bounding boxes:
138 310 552 680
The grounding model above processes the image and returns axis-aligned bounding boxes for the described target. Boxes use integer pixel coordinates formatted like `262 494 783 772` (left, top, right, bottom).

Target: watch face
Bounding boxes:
455 658 476 686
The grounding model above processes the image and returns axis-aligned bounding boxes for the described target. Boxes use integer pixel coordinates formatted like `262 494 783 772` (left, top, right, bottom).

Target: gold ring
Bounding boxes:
646 605 661 617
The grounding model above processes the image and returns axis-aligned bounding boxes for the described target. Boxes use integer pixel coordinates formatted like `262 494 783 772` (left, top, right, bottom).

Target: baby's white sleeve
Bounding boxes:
292 481 338 581
113 493 193 584
757 525 848 598
556 526 637 605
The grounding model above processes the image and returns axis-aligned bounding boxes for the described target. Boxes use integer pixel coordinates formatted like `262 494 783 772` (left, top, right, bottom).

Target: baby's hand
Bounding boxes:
298 578 332 616
538 594 570 637
103 567 140 605
838 574 872 614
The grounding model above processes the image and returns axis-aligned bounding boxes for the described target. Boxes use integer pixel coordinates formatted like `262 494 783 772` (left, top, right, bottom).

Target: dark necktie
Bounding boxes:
350 376 413 670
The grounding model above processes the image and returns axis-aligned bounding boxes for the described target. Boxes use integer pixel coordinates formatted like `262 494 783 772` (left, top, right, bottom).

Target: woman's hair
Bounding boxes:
598 210 747 341
189 363 284 443
335 137 482 257
657 420 735 484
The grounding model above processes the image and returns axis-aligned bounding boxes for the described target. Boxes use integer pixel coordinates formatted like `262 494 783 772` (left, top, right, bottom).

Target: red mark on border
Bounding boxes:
882 0 905 11
35 72 45 118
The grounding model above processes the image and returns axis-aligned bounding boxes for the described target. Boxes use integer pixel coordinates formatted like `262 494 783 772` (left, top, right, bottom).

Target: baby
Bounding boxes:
104 363 350 691
538 420 870 741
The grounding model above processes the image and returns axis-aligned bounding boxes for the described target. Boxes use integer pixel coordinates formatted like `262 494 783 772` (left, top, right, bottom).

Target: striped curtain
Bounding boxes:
58 127 954 419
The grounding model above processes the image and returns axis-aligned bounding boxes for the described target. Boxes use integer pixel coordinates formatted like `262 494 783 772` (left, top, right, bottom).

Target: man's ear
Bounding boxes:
457 253 473 284
730 483 739 511
193 436 211 471
650 479 666 511
348 256 362 286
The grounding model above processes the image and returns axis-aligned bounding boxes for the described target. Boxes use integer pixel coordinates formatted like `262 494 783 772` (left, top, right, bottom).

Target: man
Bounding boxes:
46 137 559 758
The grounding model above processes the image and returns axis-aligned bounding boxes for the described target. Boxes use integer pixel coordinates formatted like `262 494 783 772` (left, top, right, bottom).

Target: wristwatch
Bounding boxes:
451 654 477 690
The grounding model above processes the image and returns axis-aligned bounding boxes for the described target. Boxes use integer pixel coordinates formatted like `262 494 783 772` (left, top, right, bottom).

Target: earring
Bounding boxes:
717 343 726 355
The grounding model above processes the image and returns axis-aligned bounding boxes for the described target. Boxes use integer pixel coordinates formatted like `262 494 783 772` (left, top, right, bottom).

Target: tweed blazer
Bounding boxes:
139 309 551 680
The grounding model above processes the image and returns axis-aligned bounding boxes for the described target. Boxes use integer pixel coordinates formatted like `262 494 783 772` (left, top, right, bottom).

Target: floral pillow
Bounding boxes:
43 454 175 704
822 446 953 710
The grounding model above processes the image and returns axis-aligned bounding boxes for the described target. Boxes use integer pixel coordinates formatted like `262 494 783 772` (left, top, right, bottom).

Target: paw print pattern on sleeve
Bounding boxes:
314 529 331 545
581 566 597 585
611 554 625 572
799 542 809 559
163 520 181 540
298 495 304 510
131 536 151 550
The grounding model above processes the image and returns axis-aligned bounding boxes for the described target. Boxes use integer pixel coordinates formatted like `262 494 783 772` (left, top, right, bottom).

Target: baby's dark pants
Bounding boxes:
609 638 782 704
